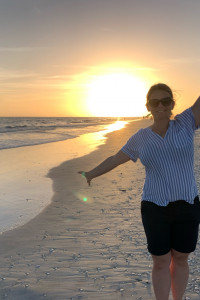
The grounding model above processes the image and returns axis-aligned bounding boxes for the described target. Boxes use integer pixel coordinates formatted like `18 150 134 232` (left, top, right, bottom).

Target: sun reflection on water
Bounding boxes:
105 120 128 132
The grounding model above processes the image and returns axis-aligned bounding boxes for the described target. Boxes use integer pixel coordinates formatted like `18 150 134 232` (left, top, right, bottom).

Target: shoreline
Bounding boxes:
0 118 199 299
0 121 127 234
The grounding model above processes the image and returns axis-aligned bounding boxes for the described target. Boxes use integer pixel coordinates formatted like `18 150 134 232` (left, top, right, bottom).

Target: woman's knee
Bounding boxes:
152 252 171 270
171 249 190 266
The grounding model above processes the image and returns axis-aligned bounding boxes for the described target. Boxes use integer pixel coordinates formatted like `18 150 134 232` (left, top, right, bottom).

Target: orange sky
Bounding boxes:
0 0 199 117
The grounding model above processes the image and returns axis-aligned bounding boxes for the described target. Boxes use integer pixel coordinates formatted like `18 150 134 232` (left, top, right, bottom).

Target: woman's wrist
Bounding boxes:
81 171 92 181
86 171 93 181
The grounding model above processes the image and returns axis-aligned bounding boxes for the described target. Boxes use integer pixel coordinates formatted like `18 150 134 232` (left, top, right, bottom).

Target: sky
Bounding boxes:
0 0 199 117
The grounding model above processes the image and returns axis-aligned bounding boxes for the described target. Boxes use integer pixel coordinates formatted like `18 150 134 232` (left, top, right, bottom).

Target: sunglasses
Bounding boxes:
148 97 173 108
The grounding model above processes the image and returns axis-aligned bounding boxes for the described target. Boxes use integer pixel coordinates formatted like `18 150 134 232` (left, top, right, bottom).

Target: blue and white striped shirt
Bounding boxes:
121 107 199 206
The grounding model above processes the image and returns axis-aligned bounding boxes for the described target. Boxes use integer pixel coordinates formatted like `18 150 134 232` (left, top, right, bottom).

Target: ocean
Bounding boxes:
0 116 136 234
0 116 135 150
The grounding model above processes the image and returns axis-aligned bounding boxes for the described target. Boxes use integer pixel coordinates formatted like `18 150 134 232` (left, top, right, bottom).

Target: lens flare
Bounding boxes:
75 192 91 203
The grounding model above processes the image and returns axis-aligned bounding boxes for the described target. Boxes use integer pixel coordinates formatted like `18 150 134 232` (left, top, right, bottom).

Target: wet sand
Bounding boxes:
0 119 200 299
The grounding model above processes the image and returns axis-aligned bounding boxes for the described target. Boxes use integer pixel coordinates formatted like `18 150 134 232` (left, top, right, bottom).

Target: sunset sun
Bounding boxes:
87 73 148 117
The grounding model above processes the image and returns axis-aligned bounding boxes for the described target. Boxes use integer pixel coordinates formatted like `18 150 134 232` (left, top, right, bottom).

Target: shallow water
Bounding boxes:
0 121 127 233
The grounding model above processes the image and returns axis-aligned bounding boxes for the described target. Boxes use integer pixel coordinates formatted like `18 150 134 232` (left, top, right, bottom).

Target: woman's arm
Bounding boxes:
192 96 200 127
78 150 130 185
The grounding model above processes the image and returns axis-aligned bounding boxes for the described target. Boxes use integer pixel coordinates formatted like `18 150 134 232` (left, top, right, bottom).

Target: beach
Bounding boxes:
0 119 200 300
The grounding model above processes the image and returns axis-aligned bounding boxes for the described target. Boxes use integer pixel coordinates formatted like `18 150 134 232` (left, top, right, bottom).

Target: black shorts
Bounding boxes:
141 196 200 256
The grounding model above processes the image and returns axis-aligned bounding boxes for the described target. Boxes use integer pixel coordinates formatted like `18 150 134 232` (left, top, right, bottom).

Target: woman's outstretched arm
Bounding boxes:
78 150 130 185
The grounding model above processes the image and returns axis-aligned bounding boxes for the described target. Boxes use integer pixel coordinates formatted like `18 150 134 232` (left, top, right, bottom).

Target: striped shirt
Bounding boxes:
121 107 199 206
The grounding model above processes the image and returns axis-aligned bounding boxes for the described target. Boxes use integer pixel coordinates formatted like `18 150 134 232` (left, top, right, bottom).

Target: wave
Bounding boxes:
0 116 137 150
0 117 115 150
0 133 78 150
0 117 115 134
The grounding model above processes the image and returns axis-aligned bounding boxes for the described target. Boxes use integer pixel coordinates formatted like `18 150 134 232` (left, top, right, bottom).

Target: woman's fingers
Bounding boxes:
78 171 86 178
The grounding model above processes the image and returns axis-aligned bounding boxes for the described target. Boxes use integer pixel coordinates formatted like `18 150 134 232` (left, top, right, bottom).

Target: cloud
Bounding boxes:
0 47 46 52
166 57 200 64
0 67 73 92
0 68 37 80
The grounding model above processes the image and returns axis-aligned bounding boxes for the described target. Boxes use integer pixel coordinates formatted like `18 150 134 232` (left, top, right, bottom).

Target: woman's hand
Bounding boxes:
78 171 91 186
78 151 130 186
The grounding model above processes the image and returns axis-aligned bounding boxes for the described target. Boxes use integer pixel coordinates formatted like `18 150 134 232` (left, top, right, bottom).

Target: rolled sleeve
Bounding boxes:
121 130 142 162
175 107 200 131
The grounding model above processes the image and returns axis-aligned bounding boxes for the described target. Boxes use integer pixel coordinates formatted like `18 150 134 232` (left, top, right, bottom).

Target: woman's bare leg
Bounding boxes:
152 252 171 300
170 249 190 300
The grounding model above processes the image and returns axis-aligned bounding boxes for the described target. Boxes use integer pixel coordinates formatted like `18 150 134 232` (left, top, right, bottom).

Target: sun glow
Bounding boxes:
87 73 148 117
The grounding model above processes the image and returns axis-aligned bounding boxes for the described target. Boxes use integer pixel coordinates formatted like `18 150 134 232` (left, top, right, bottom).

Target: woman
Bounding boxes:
79 83 200 300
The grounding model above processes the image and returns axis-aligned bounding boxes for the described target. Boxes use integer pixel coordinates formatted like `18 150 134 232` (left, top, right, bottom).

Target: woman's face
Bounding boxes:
146 89 174 121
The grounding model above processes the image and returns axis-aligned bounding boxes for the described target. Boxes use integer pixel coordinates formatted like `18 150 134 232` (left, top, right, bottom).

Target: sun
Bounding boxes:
86 73 148 117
